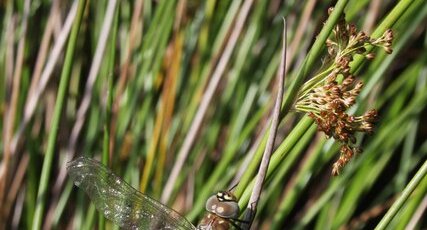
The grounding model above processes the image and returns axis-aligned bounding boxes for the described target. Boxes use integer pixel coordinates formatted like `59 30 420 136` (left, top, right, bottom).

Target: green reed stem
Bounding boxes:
375 160 427 230
31 0 87 229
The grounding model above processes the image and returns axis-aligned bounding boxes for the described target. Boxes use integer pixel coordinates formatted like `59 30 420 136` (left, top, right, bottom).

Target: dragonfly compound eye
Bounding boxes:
205 192 239 219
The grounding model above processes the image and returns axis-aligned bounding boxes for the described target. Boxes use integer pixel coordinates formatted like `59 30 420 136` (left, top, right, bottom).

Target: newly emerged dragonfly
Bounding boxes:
67 156 244 230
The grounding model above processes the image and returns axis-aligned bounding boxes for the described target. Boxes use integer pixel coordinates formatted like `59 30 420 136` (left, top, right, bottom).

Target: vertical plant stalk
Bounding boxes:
100 2 119 229
115 0 144 98
42 8 102 227
286 0 316 71
40 1 118 227
406 192 427 229
232 0 316 204
375 160 427 230
56 0 118 212
362 0 381 32
27 0 60 99
161 0 254 203
10 1 78 157
2 154 30 227
67 0 118 161
243 19 287 228
107 0 144 163
154 32 183 195
142 0 186 196
0 0 30 224
31 0 87 229
140 102 164 193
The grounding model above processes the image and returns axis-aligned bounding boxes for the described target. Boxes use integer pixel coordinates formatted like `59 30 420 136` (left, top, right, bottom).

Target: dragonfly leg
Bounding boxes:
229 214 252 230
236 201 256 230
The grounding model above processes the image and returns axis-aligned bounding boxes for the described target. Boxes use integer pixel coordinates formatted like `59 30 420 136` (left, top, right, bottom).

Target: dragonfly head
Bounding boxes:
205 191 239 219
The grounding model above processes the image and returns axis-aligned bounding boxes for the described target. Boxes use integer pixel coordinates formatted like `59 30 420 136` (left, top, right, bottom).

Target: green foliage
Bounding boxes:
0 0 426 229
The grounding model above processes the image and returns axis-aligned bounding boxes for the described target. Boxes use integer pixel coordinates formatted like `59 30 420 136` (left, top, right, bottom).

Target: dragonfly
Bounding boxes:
67 156 246 230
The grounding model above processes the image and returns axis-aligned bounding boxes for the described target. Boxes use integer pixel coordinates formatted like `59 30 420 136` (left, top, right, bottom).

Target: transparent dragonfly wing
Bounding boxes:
67 157 196 230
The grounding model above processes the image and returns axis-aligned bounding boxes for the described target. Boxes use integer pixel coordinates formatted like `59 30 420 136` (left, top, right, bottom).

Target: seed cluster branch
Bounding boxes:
295 9 394 175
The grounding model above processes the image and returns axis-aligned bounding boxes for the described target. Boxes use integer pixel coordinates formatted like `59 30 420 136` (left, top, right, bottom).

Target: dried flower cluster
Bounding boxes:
295 11 393 176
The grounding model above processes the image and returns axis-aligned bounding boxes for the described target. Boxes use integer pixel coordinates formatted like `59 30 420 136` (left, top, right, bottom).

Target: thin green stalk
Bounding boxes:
98 3 118 229
375 160 427 230
244 20 287 226
351 0 420 72
25 130 39 228
185 0 269 220
31 0 87 229
185 103 270 221
270 139 327 229
52 182 73 227
395 155 427 229
162 0 255 207
238 116 315 209
83 204 96 230
101 2 118 166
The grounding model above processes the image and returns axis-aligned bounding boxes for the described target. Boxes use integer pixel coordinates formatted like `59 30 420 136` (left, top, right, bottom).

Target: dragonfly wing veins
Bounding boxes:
67 157 196 230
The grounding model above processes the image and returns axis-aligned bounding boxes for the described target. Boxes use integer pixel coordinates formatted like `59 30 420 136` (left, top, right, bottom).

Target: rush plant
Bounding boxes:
0 0 426 229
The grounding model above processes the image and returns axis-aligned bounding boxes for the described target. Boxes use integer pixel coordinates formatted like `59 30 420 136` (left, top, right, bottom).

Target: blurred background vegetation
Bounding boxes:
0 0 426 229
